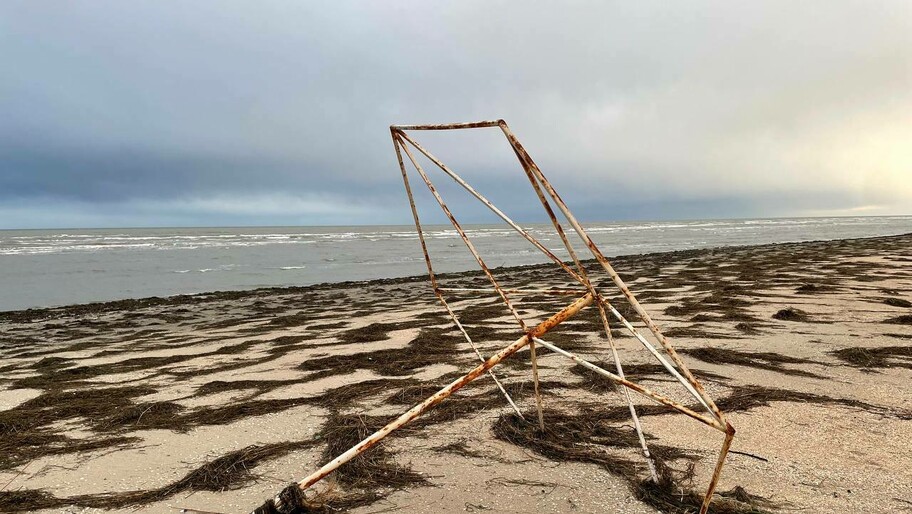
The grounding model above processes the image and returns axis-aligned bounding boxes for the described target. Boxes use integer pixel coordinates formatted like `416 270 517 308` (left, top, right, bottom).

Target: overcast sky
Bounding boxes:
1 1 910 228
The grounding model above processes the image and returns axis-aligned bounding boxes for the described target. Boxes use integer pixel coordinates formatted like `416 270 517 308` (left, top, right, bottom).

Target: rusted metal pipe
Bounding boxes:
395 130 587 286
433 293 525 419
496 128 659 480
395 134 528 331
700 423 736 514
594 300 658 481
401 120 728 467
400 125 671 475
532 337 726 432
498 121 726 424
392 130 522 418
292 293 594 493
601 298 717 418
391 129 439 291
400 123 704 429
528 338 545 430
396 134 546 425
438 287 585 295
391 120 502 131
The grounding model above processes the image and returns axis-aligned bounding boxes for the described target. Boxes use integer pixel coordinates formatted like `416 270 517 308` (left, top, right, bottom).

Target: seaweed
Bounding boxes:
734 322 763 335
795 283 835 294
195 378 300 397
456 302 515 324
335 320 425 344
308 321 350 330
491 410 640 477
267 312 313 327
663 325 736 339
680 347 824 378
635 460 773 513
830 346 912 370
299 327 466 376
492 410 772 513
663 289 758 323
311 378 417 408
184 398 312 428
318 412 428 489
883 314 912 325
0 440 320 511
715 385 908 419
0 489 69 512
772 308 809 322
0 385 169 469
569 361 618 392
431 438 492 460
0 433 140 472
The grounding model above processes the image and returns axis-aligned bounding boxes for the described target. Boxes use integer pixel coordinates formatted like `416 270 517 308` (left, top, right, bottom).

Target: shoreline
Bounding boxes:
1 232 911 513
4 231 910 321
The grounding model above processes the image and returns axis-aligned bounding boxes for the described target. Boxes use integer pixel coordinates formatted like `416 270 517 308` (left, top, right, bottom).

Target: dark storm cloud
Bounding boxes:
1 1 910 228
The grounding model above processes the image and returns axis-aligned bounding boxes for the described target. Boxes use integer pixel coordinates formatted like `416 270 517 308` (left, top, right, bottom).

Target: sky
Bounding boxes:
1 1 910 229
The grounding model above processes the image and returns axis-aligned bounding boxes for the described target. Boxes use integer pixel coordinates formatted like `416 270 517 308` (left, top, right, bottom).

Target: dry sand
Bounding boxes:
1 234 910 513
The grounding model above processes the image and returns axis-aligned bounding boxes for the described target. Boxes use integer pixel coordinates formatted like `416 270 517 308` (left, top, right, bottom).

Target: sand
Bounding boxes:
1 233 910 513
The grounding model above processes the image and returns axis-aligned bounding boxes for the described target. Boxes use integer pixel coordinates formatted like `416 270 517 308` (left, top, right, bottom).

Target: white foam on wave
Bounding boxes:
0 234 322 255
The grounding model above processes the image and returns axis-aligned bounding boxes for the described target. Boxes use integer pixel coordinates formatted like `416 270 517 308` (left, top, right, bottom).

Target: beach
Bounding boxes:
1 233 911 513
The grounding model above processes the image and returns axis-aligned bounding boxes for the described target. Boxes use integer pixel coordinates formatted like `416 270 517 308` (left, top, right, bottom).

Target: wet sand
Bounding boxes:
1 233 911 513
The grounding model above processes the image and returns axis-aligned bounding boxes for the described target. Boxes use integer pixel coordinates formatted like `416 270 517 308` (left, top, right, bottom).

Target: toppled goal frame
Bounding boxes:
255 120 735 514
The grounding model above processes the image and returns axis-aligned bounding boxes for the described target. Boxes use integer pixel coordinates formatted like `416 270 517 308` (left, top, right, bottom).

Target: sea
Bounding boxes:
1 216 910 312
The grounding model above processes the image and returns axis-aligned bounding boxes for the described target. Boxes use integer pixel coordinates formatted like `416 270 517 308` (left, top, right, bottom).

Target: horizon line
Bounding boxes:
1 213 911 232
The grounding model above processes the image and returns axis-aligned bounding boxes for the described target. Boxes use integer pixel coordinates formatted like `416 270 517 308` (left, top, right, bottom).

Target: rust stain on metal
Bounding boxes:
700 423 737 514
293 292 594 491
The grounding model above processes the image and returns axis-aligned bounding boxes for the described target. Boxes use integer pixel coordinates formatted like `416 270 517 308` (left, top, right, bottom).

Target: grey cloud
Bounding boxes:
1 1 909 228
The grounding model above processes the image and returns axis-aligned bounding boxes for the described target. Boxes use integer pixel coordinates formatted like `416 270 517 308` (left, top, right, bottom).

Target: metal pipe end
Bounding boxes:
250 484 310 514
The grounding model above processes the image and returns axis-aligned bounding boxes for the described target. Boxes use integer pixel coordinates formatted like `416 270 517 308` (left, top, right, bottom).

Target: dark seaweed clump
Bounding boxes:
663 288 758 323
734 322 763 335
0 385 176 470
635 461 775 513
492 410 775 513
772 308 809 322
883 314 912 325
318 412 428 490
569 361 618 392
0 441 316 511
795 283 835 294
714 385 908 419
335 320 422 344
680 347 824 378
830 346 912 371
299 326 467 377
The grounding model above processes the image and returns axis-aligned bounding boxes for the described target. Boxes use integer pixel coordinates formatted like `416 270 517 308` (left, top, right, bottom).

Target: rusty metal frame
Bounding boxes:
259 120 734 514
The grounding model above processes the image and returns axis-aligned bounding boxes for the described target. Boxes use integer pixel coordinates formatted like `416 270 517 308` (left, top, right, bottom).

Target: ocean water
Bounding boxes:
1 216 910 311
